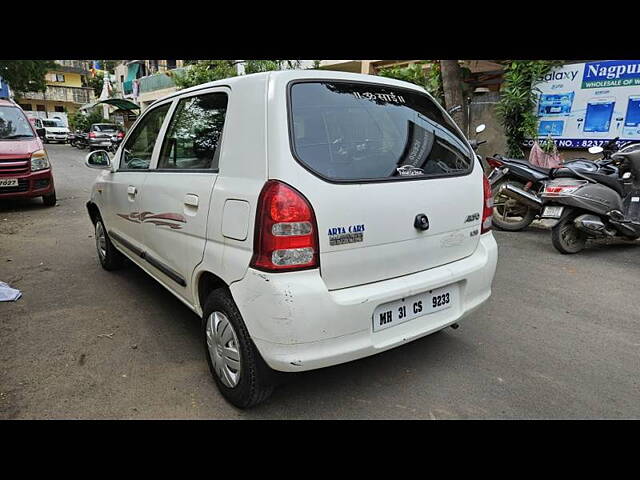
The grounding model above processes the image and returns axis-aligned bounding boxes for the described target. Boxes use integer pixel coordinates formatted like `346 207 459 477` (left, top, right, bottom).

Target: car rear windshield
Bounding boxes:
289 81 473 182
0 106 35 140
93 124 118 132
42 119 63 128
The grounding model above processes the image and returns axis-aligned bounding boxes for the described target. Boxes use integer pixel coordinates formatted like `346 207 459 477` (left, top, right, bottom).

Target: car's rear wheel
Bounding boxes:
42 191 56 207
202 288 275 409
95 218 125 270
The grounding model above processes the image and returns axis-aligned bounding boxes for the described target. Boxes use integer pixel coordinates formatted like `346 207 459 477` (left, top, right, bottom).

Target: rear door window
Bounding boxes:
289 81 473 182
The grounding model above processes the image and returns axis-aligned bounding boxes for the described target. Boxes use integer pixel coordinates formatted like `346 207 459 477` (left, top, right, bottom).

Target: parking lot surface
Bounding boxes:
1 144 639 419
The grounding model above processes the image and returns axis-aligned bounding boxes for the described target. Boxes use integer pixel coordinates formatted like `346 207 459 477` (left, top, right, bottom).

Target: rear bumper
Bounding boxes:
230 233 498 372
0 169 55 199
89 138 113 148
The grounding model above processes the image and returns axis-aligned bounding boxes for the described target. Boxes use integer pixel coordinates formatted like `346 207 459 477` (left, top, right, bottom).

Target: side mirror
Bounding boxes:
588 146 604 155
85 150 112 170
475 124 486 134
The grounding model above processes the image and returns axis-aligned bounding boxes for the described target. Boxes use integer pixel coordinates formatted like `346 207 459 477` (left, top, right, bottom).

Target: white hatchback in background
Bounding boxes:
38 117 69 143
85 70 498 408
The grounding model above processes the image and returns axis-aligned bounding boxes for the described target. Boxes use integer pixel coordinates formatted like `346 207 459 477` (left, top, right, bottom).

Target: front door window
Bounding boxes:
121 103 171 170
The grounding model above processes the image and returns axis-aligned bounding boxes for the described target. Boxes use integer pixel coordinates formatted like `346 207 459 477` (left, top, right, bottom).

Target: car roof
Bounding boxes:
157 69 429 104
0 98 18 107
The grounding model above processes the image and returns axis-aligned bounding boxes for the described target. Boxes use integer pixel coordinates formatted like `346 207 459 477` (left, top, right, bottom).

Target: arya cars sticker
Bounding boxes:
328 224 365 246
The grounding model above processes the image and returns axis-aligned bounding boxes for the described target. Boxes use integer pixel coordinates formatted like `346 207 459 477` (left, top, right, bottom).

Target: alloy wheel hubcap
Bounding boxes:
206 311 241 388
96 222 107 260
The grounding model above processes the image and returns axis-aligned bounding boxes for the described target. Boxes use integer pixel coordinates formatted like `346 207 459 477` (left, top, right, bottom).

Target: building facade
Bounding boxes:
114 60 186 111
15 60 96 126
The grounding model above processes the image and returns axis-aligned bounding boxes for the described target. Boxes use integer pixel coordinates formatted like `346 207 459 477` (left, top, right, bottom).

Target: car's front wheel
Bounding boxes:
95 218 126 270
42 191 56 207
202 289 275 409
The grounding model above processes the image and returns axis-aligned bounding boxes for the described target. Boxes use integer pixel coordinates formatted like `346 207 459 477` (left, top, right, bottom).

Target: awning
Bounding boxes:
80 98 140 112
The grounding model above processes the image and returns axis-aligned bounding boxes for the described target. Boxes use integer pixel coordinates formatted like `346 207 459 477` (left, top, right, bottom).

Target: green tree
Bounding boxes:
68 108 106 132
378 62 444 105
379 61 473 132
170 60 301 89
86 71 105 97
170 60 238 89
0 60 56 95
496 60 563 157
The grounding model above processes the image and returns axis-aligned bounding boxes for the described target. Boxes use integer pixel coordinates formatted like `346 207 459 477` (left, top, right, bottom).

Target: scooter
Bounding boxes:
487 138 623 231
74 132 89 150
537 142 640 254
107 131 124 153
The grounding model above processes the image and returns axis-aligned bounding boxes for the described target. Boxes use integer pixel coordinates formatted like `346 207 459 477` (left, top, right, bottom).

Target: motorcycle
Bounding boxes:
486 138 623 231
537 142 640 254
74 132 89 150
107 131 124 153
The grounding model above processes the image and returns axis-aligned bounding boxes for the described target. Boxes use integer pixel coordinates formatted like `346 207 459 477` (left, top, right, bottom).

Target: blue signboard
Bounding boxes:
0 77 10 98
532 60 640 148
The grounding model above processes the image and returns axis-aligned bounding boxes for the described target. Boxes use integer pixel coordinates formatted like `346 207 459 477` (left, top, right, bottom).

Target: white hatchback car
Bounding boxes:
85 70 498 408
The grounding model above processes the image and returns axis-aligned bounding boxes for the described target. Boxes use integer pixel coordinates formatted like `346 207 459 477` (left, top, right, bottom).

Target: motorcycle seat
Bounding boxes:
554 169 624 196
500 157 552 174
585 172 625 196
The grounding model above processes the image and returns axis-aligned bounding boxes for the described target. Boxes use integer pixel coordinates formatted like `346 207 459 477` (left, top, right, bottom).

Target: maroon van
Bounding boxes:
0 98 56 206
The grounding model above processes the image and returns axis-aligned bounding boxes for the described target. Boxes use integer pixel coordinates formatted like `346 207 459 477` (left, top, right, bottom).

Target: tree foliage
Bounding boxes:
496 60 564 158
86 71 105 97
0 60 56 95
378 62 444 105
170 60 301 89
68 108 106 132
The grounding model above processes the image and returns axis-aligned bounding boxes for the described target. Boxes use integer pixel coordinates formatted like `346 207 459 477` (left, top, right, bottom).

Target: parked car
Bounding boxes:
30 117 69 144
87 123 124 151
84 71 498 408
0 99 57 206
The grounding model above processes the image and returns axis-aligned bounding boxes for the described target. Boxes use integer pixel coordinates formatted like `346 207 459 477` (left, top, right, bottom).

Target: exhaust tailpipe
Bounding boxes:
498 184 543 209
574 214 615 237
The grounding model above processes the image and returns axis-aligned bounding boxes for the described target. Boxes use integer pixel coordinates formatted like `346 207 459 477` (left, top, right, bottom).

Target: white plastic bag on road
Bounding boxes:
0 282 22 301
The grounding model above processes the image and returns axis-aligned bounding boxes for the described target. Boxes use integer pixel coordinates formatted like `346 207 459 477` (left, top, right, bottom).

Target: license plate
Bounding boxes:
0 178 19 187
542 206 564 218
373 285 455 332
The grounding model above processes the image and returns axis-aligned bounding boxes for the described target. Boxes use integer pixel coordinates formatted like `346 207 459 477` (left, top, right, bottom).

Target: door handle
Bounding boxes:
127 186 137 196
184 194 199 207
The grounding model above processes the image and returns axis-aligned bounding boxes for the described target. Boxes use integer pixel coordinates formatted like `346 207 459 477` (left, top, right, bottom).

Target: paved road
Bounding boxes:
1 144 639 419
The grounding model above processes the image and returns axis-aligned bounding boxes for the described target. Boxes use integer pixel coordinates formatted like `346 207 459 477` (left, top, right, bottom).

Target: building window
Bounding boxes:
36 105 46 112
166 60 177 70
47 73 65 82
19 103 32 111
54 106 64 113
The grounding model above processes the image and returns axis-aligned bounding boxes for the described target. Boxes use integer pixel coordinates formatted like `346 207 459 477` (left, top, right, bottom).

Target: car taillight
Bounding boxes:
88 132 96 138
250 180 319 272
117 131 124 138
486 157 503 169
481 174 493 234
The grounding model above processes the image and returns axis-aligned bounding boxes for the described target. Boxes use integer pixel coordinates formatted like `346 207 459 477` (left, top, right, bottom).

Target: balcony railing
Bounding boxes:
22 85 95 104
139 69 185 94
53 60 91 75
